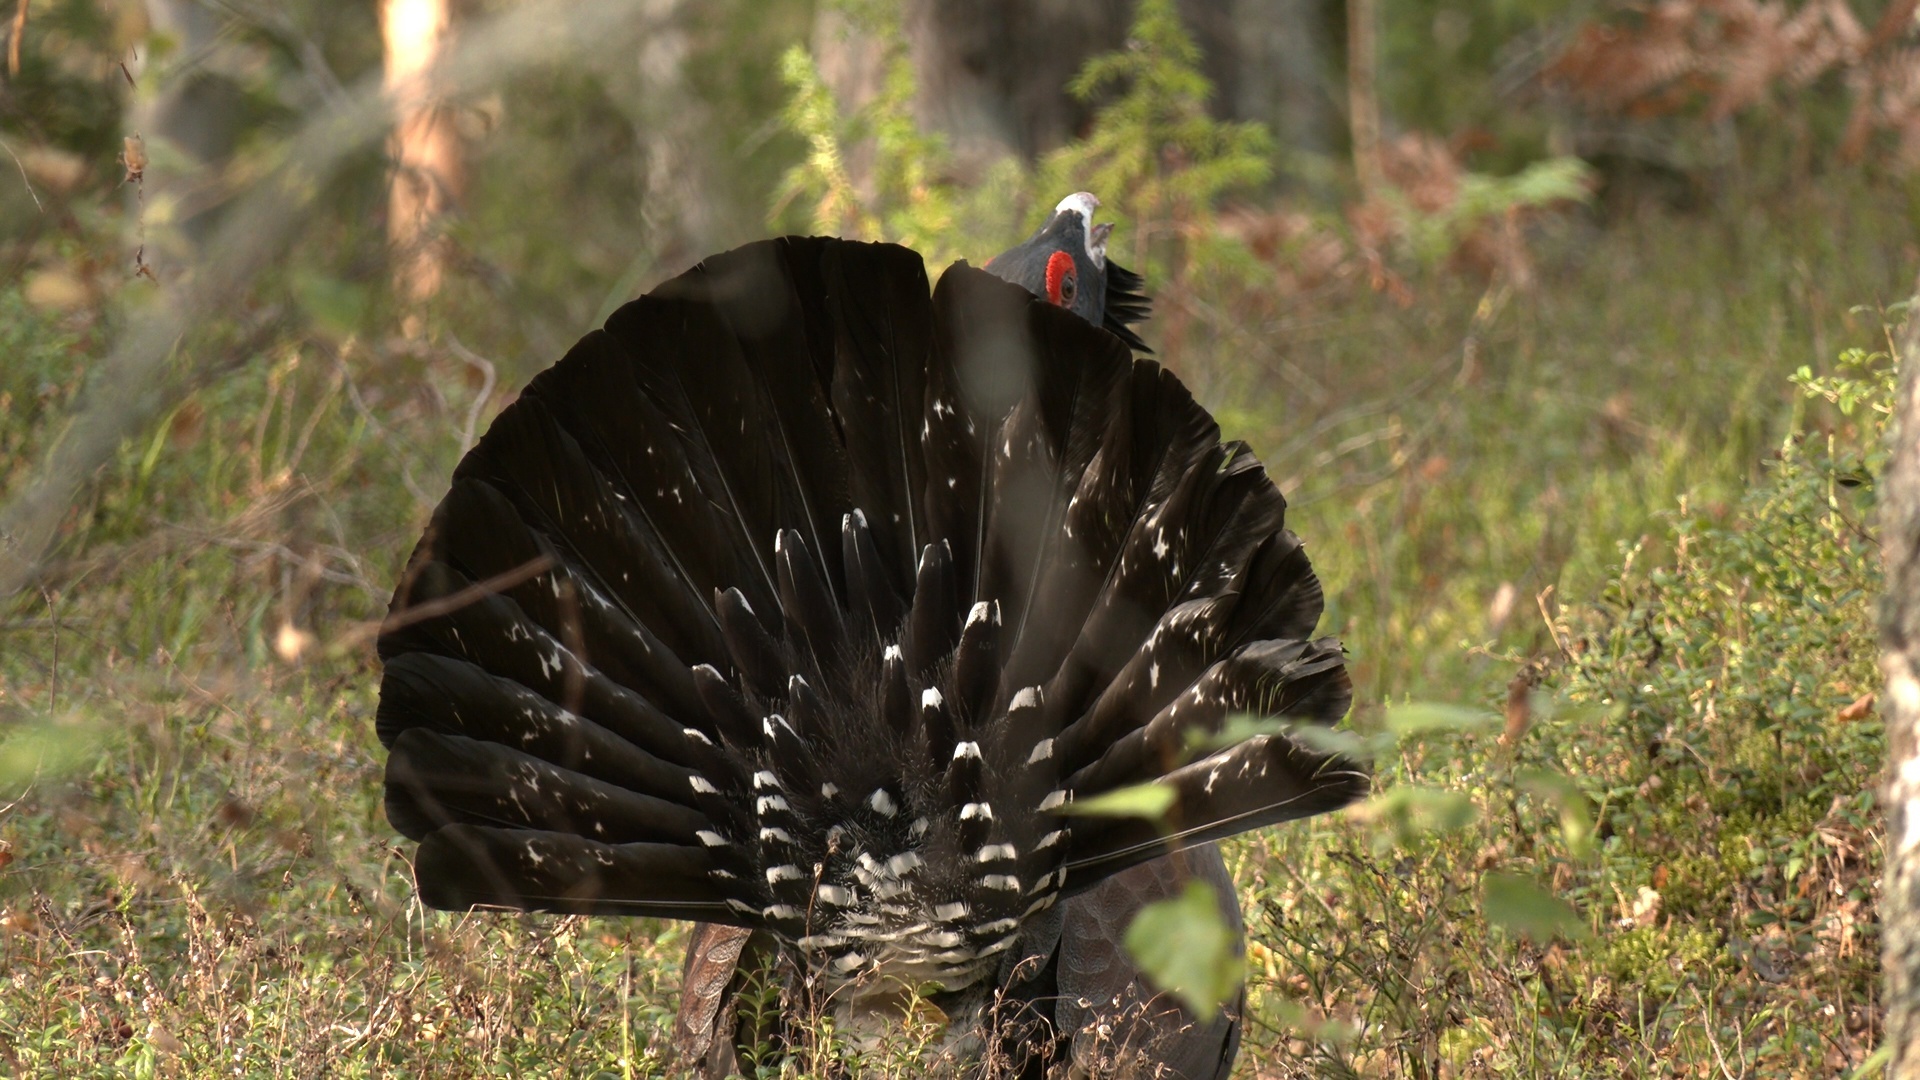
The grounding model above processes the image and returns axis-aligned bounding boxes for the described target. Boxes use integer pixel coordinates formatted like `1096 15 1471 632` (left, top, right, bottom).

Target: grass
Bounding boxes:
0 173 1910 1075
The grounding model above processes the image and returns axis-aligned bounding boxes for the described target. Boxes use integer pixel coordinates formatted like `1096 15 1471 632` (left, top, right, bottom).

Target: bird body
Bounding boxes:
375 199 1366 1076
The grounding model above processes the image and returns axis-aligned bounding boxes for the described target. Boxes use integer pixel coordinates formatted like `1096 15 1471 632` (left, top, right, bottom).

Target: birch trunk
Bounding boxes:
382 0 463 312
1881 287 1920 1075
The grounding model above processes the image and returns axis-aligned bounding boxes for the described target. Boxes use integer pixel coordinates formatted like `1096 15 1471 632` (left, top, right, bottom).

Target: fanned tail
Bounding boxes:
375 236 1367 990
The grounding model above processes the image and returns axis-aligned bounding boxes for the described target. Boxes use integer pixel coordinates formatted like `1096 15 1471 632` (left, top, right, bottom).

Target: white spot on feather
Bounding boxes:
1026 738 1053 764
980 934 1019 956
868 789 897 816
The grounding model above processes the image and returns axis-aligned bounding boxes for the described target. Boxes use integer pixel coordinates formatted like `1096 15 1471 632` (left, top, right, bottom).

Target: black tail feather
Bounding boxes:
414 825 731 919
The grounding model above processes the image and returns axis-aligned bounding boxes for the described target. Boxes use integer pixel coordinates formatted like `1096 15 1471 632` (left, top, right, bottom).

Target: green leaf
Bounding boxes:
1287 723 1372 760
1358 785 1478 837
1384 702 1498 736
1186 713 1373 764
1481 872 1588 941
1517 770 1596 859
0 717 102 788
1182 712 1287 757
1060 782 1175 820
1123 881 1244 1021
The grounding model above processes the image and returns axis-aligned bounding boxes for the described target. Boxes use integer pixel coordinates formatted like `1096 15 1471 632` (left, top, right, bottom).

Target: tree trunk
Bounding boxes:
1882 284 1920 1076
381 0 463 315
1344 0 1381 197
905 0 1133 175
1195 0 1336 158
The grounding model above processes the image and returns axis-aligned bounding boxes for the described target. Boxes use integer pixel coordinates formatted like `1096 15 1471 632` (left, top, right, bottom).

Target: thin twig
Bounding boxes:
39 587 56 715
329 554 553 655
0 134 43 213
445 335 499 456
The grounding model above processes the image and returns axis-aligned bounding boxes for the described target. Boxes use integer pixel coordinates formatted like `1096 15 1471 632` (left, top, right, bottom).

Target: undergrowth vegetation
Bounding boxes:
0 0 1911 1076
1240 340 1890 1075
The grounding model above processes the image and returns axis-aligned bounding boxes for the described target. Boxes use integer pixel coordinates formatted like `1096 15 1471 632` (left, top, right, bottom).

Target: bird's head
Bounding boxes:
986 192 1114 325
985 191 1151 353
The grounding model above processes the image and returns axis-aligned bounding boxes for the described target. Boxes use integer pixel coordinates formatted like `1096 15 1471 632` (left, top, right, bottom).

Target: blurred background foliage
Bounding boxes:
0 0 1916 1074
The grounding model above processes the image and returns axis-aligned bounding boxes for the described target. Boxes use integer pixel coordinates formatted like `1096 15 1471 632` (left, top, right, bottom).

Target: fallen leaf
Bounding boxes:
1629 885 1661 927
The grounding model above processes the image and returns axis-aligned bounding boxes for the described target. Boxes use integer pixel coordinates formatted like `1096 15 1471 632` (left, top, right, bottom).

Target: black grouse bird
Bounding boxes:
375 192 1368 1077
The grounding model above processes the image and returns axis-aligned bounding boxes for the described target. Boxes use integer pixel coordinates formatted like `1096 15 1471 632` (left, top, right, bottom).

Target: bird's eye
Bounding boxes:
1044 250 1075 307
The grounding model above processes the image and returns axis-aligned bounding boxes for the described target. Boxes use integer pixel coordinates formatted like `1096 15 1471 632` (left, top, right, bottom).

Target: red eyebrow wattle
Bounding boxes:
1044 250 1074 306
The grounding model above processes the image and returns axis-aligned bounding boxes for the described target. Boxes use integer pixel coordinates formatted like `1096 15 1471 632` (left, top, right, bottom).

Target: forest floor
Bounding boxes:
0 177 1909 1077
